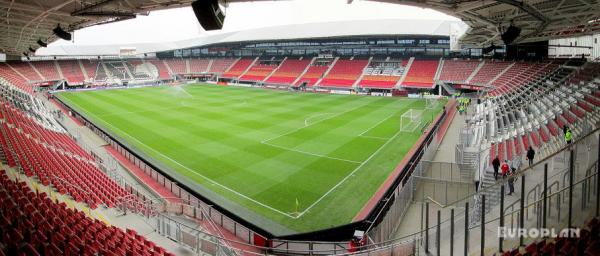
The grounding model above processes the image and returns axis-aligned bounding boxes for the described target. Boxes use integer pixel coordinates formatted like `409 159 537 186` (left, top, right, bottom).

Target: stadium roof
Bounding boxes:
373 0 600 46
2 0 599 56
36 19 462 56
0 0 196 56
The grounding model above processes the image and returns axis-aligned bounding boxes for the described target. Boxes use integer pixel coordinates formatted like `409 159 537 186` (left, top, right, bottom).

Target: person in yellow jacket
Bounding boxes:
565 129 572 144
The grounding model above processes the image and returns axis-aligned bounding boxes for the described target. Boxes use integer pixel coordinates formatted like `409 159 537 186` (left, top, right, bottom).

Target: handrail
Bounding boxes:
442 127 599 209
426 196 445 208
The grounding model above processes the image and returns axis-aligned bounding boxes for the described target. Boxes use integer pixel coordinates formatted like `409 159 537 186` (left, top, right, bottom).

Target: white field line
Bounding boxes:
358 111 398 137
65 100 298 218
67 93 419 219
261 104 364 144
262 141 362 164
294 100 422 216
97 105 187 118
304 113 334 126
295 129 404 218
360 135 390 140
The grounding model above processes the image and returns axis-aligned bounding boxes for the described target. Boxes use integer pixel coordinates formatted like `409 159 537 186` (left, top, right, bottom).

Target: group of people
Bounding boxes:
456 97 471 115
481 146 535 195
490 155 524 195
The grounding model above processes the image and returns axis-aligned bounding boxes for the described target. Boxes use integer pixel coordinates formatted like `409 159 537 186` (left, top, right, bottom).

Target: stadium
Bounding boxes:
0 0 598 255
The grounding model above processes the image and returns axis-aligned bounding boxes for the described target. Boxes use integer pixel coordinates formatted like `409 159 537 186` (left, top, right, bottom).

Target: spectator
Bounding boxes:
526 147 535 166
474 168 480 192
501 160 510 177
507 169 516 195
565 128 572 144
492 156 501 180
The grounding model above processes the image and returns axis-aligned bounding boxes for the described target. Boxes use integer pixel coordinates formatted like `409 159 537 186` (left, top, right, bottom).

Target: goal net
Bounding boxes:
426 97 439 110
400 109 424 132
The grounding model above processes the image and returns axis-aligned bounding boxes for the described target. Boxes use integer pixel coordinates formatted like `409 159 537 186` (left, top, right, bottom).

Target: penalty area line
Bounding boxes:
64 100 299 219
261 141 362 164
295 129 404 218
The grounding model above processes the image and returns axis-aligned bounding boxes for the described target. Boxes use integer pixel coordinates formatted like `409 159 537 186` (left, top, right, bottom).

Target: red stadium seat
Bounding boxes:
266 59 311 84
221 58 254 78
320 59 369 88
402 60 439 88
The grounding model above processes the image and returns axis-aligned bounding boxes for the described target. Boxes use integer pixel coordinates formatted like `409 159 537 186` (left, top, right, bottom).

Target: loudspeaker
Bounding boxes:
501 25 521 45
37 39 47 47
28 47 36 53
192 0 225 31
23 52 29 57
53 24 72 41
483 44 499 54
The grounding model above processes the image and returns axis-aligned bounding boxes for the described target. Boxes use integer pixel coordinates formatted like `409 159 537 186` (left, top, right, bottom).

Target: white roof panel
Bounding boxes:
36 19 461 56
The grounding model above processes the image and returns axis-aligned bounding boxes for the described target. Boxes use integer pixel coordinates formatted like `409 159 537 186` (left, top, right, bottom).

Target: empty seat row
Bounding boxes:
0 170 172 256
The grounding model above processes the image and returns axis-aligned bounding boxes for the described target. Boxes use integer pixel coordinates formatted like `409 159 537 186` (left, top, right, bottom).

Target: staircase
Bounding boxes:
185 59 191 74
352 56 373 88
465 61 484 84
162 59 174 76
54 60 65 80
78 60 89 81
433 58 444 81
470 169 502 225
263 57 286 82
29 62 46 81
396 57 414 88
237 57 259 80
206 59 214 73
487 62 515 86
122 61 135 80
100 61 114 80
314 57 339 87
291 57 316 85
439 81 458 95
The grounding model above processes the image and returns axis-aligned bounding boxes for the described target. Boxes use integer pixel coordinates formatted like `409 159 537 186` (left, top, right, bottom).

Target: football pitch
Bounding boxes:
57 84 444 235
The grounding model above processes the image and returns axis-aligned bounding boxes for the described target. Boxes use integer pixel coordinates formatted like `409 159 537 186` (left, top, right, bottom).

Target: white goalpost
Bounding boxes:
400 109 424 132
425 97 439 110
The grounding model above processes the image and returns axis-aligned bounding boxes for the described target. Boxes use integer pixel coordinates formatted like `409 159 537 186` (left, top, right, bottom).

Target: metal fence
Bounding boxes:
46 91 600 256
418 130 599 256
363 107 448 245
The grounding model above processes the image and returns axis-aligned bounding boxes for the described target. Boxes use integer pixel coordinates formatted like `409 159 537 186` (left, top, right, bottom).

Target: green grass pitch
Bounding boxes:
57 84 444 235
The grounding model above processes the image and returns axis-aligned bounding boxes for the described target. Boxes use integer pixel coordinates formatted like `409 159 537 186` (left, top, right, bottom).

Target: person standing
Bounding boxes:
492 156 501 180
474 168 480 192
501 160 510 178
526 146 535 166
507 170 516 195
565 128 572 144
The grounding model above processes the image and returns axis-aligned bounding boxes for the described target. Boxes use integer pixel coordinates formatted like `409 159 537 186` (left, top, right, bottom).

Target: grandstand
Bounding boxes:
401 59 440 88
221 58 255 79
239 60 279 82
294 61 331 87
0 1 599 256
319 58 370 88
265 58 311 84
358 58 406 89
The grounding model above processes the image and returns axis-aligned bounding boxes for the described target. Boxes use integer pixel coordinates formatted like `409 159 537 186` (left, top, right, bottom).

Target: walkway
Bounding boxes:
393 107 466 238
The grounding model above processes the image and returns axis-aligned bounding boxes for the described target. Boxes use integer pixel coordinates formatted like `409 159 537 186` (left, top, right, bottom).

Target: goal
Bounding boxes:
400 109 423 132
425 97 439 110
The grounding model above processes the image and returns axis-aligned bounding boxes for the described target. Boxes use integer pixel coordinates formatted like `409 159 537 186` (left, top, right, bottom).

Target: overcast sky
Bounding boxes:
50 0 460 47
